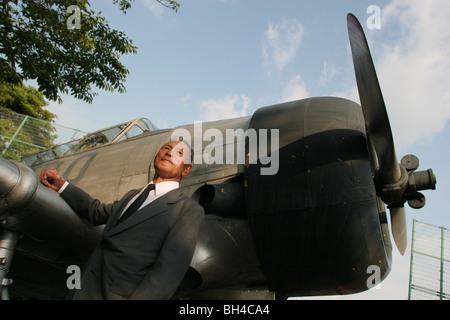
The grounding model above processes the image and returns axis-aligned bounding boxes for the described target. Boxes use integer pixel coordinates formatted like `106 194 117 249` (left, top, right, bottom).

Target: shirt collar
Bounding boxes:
150 181 179 196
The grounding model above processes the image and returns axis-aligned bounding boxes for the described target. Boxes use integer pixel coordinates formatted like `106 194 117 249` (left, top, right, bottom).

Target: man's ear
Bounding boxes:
182 164 192 177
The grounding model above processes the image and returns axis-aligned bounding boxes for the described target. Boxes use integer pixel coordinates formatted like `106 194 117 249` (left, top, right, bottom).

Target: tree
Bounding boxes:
0 1 180 159
0 82 54 120
0 0 180 104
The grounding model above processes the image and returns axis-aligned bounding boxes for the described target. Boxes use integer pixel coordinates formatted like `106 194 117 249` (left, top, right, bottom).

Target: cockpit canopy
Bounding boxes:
22 118 158 166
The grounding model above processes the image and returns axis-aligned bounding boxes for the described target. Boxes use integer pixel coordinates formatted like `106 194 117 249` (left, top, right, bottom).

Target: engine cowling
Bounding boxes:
244 97 392 297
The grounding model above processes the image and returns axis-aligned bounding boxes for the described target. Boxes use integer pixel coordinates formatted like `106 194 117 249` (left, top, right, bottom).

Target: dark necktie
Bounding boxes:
115 184 155 226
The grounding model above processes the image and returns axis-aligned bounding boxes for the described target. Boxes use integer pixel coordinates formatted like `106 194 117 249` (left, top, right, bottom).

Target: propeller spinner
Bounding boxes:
347 14 436 255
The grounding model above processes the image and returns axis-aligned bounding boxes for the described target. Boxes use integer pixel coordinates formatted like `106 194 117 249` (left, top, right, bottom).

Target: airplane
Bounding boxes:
0 14 437 300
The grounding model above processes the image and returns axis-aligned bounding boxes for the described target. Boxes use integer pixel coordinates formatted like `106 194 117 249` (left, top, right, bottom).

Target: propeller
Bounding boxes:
347 14 436 255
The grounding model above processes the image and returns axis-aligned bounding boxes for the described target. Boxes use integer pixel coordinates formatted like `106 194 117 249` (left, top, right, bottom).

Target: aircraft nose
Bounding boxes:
0 157 39 216
243 97 390 297
0 157 101 249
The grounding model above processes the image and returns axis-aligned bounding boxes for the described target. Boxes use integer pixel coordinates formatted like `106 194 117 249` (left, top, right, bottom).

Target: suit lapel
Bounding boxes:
102 188 183 239
103 189 140 234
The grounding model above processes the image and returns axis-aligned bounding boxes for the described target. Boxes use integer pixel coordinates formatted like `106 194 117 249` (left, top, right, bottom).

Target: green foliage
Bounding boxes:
0 0 140 104
0 82 55 120
0 0 181 159
155 0 180 12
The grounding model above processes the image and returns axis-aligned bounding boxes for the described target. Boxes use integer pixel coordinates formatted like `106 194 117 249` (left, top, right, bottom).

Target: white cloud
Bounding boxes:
180 94 191 105
46 99 85 130
262 19 305 76
318 62 338 88
45 98 95 143
374 0 450 151
330 86 359 104
281 75 309 102
45 95 110 135
141 0 169 20
200 94 251 122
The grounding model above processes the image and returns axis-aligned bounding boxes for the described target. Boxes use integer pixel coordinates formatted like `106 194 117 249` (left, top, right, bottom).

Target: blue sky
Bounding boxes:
47 0 450 299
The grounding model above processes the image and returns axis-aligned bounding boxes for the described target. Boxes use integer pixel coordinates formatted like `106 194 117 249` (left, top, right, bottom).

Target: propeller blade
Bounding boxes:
390 206 407 255
347 13 401 184
347 14 407 254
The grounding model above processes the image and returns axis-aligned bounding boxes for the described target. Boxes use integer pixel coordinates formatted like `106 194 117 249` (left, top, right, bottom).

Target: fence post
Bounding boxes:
70 129 80 140
440 226 445 300
408 219 416 300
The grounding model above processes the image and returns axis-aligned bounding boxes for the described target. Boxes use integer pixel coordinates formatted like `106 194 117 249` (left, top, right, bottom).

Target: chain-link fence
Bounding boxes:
0 109 87 160
408 219 450 300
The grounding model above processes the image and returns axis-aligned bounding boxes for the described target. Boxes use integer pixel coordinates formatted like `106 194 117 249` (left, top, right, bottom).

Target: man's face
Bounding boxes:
154 140 192 181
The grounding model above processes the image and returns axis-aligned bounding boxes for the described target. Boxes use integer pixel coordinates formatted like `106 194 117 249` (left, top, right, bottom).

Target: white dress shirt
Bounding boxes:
119 181 179 216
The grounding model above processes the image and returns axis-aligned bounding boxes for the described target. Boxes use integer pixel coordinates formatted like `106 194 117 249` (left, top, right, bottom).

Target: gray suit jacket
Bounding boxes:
61 183 204 300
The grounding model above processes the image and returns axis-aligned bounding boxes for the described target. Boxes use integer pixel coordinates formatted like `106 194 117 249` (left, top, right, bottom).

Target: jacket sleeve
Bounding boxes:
60 183 132 226
129 199 204 299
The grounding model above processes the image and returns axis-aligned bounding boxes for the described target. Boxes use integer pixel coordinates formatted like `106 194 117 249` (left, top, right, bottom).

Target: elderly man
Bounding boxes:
40 139 204 300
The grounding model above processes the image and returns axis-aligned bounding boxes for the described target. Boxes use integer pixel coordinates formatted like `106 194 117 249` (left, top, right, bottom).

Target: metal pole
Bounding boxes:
1 115 29 157
440 225 444 300
70 129 80 140
0 230 20 300
408 219 416 300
